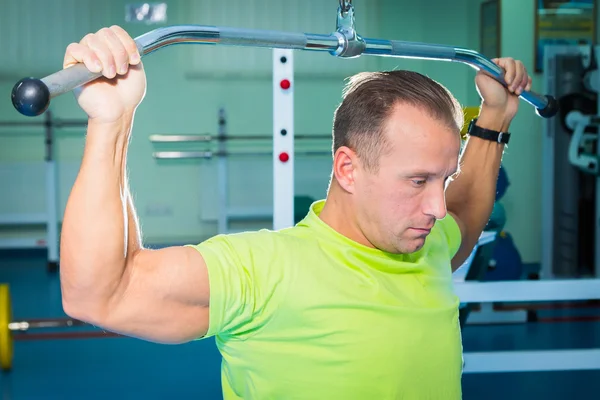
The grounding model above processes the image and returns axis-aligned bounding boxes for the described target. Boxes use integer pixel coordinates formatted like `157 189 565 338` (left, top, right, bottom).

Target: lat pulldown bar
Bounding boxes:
10 0 558 119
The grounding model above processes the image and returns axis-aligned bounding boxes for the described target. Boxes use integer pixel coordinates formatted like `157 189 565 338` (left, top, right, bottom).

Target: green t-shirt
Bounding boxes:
190 199 464 399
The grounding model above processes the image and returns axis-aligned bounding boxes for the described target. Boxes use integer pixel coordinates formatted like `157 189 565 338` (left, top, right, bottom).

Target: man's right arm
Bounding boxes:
59 26 213 344
60 119 212 344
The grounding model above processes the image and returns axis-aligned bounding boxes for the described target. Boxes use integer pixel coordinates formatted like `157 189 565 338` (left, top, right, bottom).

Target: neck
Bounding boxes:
319 180 374 248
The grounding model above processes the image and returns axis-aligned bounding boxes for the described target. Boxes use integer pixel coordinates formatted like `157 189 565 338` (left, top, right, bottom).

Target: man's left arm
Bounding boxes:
445 57 532 271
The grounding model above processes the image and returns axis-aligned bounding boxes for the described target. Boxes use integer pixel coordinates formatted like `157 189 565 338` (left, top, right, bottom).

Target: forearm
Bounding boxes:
60 115 142 313
446 108 510 249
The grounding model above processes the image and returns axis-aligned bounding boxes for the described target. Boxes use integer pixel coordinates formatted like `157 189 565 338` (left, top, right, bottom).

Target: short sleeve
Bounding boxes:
186 232 285 339
436 214 463 259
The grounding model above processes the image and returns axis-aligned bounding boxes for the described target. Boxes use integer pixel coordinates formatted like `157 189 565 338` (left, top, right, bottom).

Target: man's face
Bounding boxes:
353 103 461 254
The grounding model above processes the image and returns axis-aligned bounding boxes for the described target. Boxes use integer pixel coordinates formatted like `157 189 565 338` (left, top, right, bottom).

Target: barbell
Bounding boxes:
10 1 558 119
0 284 120 372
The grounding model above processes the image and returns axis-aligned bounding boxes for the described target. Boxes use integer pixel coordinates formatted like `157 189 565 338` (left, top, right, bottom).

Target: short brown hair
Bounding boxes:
332 70 464 172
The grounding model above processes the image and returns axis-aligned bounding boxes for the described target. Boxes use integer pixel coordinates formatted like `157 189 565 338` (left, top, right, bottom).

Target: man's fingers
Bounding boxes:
496 57 516 90
525 76 532 92
494 58 531 95
513 61 528 95
82 33 118 79
63 37 102 73
97 27 130 76
110 25 141 65
62 26 138 79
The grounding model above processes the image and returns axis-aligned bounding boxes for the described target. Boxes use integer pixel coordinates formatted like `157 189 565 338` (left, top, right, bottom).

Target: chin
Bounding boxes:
397 238 426 254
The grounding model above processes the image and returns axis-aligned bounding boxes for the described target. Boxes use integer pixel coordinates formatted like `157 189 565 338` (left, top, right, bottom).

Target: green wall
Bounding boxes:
0 0 580 263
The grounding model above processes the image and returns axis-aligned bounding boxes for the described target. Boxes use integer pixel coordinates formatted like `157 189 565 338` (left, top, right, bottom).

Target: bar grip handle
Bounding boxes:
459 51 559 119
11 63 103 117
484 68 559 119
534 95 559 118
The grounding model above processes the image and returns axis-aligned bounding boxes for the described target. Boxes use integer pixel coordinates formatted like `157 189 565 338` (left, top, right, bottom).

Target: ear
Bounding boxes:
332 146 358 194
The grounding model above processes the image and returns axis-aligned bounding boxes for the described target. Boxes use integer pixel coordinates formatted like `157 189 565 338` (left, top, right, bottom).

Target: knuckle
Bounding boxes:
80 33 94 45
110 25 126 35
98 27 112 36
126 40 139 53
66 42 80 53
96 52 113 69
115 45 128 58
99 28 117 44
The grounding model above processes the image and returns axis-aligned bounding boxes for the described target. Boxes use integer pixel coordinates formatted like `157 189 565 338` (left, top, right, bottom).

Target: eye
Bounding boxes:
412 179 427 187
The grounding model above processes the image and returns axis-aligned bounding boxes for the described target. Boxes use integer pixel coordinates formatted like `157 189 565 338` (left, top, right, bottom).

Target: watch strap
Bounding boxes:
468 118 510 144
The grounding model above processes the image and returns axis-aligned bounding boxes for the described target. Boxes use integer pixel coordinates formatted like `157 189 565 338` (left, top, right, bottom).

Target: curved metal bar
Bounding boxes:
361 38 555 115
453 48 549 112
135 25 340 56
10 2 558 118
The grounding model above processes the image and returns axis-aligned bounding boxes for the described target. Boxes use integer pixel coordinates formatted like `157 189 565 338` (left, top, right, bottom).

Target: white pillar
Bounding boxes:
272 49 294 230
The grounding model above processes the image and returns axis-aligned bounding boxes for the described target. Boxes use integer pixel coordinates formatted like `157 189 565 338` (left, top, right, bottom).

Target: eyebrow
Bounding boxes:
404 168 460 178
404 170 437 177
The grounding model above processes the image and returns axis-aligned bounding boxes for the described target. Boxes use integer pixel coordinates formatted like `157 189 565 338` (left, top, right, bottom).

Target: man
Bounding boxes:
59 26 531 399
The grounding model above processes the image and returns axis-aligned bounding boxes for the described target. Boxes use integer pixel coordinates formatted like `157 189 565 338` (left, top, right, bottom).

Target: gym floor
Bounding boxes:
1 249 599 400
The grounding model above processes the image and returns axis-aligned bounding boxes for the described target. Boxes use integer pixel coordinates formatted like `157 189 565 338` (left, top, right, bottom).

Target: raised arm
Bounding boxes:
59 26 210 344
445 57 532 270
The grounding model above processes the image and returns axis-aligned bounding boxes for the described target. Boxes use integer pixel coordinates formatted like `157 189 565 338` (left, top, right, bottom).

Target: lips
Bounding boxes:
414 221 435 231
410 227 431 233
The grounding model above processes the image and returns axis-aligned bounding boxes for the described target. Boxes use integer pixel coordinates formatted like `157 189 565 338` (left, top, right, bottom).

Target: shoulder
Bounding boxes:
185 230 300 338
187 228 307 266
188 230 277 260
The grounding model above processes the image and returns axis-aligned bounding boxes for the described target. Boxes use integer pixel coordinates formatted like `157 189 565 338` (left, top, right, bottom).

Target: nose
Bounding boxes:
422 182 447 220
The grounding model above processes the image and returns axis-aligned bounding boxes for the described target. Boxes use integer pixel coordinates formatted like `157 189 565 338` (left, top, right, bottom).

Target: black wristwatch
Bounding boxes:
467 118 510 144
